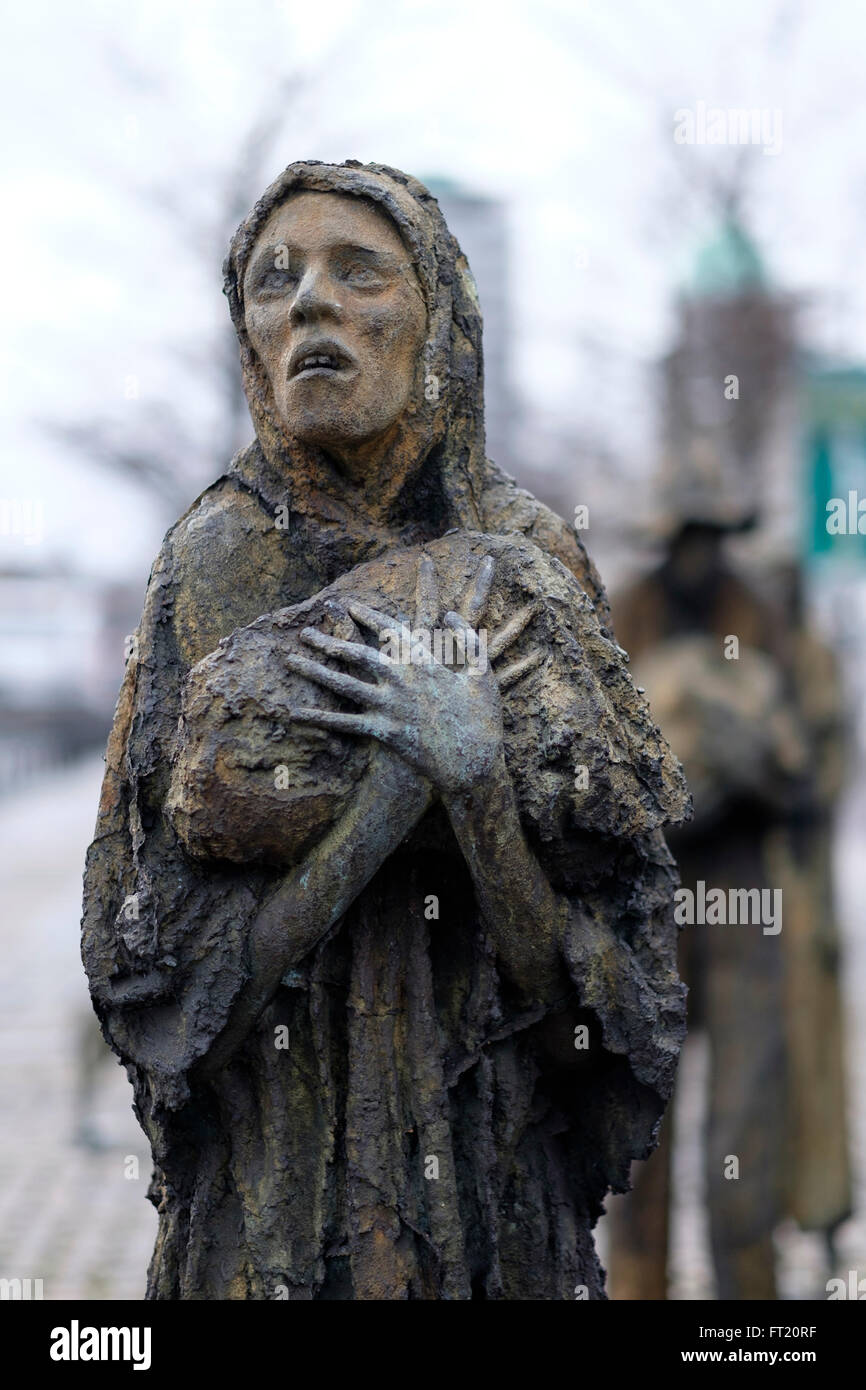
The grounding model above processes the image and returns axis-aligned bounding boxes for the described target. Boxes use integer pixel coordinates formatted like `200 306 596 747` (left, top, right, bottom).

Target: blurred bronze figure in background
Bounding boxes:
608 219 851 1300
81 161 691 1300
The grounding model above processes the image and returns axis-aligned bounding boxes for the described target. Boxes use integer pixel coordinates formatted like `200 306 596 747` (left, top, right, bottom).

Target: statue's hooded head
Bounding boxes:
224 160 487 530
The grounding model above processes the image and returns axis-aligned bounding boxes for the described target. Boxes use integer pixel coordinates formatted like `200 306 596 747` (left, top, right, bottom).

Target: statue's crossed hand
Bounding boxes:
282 554 543 797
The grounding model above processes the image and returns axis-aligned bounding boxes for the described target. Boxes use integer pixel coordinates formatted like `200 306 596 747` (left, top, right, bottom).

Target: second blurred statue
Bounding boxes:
608 220 851 1300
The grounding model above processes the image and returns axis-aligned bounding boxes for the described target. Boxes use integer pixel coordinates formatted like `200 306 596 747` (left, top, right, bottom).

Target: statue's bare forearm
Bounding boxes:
442 748 570 1003
196 748 432 1080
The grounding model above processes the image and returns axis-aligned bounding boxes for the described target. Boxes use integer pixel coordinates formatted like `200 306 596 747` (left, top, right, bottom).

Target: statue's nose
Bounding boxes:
288 266 342 325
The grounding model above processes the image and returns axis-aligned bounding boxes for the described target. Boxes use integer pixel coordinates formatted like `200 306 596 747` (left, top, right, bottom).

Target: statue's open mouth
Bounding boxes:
289 340 355 380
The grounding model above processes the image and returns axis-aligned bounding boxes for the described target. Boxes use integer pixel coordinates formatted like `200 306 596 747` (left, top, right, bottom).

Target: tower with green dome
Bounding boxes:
688 216 768 300
655 215 796 546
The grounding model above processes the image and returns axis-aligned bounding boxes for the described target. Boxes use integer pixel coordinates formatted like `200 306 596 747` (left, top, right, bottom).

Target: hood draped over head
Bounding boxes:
223 159 489 531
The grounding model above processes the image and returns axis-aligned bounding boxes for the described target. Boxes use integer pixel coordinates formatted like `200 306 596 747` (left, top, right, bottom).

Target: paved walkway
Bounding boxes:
0 754 863 1300
0 757 156 1300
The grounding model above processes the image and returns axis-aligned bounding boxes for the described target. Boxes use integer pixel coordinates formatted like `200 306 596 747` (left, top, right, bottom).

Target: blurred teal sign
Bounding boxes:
804 367 866 564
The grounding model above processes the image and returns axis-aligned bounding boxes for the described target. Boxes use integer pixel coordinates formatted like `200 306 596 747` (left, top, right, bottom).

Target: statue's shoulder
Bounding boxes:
150 449 288 667
167 450 277 568
479 461 613 636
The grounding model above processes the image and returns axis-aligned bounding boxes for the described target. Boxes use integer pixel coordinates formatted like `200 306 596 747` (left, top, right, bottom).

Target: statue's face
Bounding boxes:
243 191 427 458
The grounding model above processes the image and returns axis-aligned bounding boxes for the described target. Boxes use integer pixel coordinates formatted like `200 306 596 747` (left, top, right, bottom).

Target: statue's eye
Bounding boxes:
258 267 299 292
336 259 387 289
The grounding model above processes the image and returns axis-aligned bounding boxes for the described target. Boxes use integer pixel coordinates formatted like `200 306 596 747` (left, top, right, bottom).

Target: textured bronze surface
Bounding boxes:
82 160 690 1300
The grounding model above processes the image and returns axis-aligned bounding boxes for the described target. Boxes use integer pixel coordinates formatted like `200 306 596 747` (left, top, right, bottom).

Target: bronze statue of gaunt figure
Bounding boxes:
82 160 689 1300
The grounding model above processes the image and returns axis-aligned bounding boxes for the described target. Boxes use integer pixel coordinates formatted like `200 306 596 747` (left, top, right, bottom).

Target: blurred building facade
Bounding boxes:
801 364 866 755
0 568 140 797
424 177 515 474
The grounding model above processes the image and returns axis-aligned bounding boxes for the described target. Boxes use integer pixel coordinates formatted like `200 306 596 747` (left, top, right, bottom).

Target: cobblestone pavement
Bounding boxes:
0 754 863 1301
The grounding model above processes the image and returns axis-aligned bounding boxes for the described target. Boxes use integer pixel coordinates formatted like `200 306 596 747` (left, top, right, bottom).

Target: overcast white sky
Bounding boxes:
2 0 865 581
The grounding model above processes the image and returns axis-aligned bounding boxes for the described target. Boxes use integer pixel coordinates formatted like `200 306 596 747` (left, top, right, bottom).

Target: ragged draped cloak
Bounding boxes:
81 160 690 1299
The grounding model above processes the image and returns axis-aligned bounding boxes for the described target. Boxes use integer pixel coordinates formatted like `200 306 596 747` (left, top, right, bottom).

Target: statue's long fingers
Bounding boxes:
300 626 396 675
286 707 389 739
459 555 495 626
488 602 541 661
347 601 411 642
282 652 385 707
496 648 546 691
414 553 438 631
443 609 481 665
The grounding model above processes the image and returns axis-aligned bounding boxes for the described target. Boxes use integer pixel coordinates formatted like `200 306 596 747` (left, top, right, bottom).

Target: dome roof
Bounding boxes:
688 218 768 298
